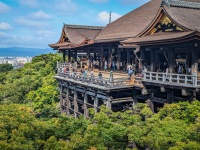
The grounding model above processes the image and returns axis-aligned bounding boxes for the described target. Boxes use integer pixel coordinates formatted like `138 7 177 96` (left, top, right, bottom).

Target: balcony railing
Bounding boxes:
56 63 131 88
143 71 200 87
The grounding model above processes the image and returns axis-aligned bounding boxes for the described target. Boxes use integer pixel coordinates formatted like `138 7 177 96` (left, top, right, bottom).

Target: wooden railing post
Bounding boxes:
109 71 114 87
144 71 146 80
150 72 152 81
193 72 197 87
177 75 180 84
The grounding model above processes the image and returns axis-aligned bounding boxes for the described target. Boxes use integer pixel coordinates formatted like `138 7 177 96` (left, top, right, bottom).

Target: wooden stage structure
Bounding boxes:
50 0 200 117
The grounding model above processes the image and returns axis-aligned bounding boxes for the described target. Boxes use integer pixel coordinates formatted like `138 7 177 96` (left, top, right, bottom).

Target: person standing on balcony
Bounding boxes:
104 60 107 72
90 69 94 78
98 72 102 79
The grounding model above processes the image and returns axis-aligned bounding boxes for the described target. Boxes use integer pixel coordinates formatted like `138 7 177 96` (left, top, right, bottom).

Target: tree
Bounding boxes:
0 64 13 73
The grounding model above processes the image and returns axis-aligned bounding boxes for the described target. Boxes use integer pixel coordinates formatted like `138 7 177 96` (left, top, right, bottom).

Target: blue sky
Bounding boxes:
0 0 149 48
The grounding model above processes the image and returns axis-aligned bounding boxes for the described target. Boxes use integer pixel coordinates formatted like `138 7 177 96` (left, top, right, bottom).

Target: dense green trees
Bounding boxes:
0 53 200 149
0 102 200 150
0 64 13 73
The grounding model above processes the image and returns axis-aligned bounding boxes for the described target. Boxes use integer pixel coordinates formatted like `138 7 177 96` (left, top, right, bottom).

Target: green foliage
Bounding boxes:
1 53 200 149
0 64 13 73
0 53 62 118
1 101 200 150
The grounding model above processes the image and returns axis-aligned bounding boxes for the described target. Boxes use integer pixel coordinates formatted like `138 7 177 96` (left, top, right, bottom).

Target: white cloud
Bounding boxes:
36 30 54 37
55 0 77 15
0 2 11 13
97 11 121 25
118 0 150 5
19 0 38 8
15 16 48 28
0 22 12 30
89 0 109 3
0 32 16 39
29 11 52 20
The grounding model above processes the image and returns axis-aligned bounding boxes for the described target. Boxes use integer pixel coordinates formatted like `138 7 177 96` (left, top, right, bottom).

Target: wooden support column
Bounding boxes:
100 47 104 69
74 49 77 62
132 88 138 109
66 83 71 116
94 52 97 60
168 49 175 73
150 50 155 72
167 89 173 104
150 92 155 113
190 91 196 102
60 83 64 114
62 50 66 62
87 49 90 68
94 90 98 113
155 53 160 70
192 48 198 74
108 47 112 69
127 49 131 66
68 50 71 62
106 97 112 109
117 48 121 70
139 49 145 69
132 49 136 65
73 85 78 118
84 88 89 118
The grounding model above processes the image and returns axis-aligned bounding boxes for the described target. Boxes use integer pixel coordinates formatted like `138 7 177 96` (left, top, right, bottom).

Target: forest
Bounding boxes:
0 53 199 150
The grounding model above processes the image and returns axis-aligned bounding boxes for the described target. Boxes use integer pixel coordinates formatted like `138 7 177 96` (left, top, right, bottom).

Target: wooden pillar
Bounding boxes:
84 88 89 118
106 97 112 109
155 52 160 70
100 47 104 69
117 48 121 70
66 83 71 116
149 92 155 113
60 83 64 114
94 91 98 113
74 49 77 62
94 52 97 60
62 50 66 62
192 48 198 74
127 49 131 66
167 89 173 104
139 49 144 69
132 88 138 109
108 47 112 69
87 49 90 68
190 91 196 102
150 50 155 72
68 50 71 62
168 49 175 73
73 85 78 118
132 49 136 65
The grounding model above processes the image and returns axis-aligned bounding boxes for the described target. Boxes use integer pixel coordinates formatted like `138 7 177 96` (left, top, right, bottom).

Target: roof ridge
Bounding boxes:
162 0 200 9
63 24 104 30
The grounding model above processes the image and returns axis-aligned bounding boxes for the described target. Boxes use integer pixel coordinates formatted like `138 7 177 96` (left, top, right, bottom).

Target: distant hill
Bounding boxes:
0 47 55 57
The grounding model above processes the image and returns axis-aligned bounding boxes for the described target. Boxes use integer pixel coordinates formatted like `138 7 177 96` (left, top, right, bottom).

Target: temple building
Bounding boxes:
49 0 200 117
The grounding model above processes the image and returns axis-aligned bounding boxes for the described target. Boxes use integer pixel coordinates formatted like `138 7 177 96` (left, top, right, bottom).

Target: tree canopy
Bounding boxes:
0 53 200 150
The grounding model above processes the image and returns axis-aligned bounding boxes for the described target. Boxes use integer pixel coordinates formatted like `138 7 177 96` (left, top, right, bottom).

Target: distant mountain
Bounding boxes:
0 47 55 57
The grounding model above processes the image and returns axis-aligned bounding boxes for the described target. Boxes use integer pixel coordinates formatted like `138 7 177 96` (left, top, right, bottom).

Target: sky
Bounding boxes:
0 0 150 48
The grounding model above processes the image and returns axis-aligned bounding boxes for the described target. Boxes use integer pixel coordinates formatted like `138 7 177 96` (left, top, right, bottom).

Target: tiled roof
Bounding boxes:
94 0 200 42
49 24 103 49
121 31 197 45
163 0 200 9
95 0 162 42
64 24 104 30
164 4 200 32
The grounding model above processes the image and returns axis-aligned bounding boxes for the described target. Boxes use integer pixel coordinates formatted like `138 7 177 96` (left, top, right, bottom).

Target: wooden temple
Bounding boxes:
49 0 200 117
